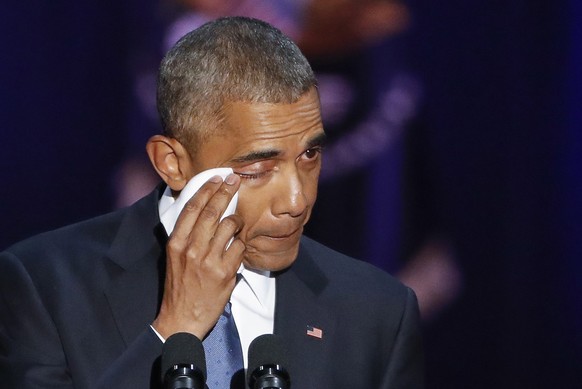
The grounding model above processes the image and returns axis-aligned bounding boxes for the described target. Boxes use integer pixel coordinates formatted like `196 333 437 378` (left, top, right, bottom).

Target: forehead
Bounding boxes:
224 88 322 141
194 89 324 168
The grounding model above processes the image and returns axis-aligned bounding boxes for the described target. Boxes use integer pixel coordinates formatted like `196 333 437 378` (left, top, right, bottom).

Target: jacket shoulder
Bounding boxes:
2 188 161 271
5 207 126 264
299 236 410 299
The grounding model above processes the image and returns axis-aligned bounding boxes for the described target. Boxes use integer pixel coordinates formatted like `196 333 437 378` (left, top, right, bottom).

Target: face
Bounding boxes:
188 88 325 271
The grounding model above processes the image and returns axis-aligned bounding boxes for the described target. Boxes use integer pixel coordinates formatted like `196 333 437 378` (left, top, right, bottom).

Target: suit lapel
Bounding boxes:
103 189 167 346
274 241 337 387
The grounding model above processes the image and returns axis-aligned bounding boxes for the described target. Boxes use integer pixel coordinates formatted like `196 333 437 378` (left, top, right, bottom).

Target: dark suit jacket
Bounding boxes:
0 188 423 388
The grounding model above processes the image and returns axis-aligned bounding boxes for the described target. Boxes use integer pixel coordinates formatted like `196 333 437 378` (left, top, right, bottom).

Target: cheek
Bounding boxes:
304 169 320 205
234 167 320 229
235 186 269 229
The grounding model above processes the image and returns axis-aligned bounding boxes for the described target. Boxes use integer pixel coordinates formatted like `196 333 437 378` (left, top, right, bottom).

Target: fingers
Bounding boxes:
210 214 246 270
222 235 246 271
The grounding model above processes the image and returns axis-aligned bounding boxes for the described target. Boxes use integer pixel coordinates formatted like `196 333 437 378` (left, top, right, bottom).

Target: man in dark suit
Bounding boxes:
0 17 423 388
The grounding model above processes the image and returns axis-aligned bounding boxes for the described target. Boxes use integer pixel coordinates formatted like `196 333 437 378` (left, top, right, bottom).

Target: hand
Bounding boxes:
152 173 244 340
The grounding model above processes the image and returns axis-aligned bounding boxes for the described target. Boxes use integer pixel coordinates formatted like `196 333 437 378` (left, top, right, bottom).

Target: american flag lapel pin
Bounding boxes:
306 325 323 339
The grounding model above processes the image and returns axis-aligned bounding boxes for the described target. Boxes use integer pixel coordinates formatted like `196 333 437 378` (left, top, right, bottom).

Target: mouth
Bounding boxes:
242 225 304 269
264 226 302 240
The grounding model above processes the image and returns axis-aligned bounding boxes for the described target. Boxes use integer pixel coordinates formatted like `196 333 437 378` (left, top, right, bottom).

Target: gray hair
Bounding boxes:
157 16 317 153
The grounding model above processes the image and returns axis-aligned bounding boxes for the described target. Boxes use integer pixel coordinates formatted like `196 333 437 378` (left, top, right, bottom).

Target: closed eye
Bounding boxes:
236 171 269 180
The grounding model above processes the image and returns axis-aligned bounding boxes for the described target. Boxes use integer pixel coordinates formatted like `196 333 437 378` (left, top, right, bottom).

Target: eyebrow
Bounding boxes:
306 132 328 149
230 149 281 164
230 131 327 164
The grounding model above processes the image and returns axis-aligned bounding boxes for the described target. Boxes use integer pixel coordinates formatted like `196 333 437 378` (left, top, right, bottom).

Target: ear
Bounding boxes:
146 135 193 192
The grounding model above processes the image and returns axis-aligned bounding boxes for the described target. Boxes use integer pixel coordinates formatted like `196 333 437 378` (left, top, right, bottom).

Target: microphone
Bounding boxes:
247 334 291 389
161 332 207 389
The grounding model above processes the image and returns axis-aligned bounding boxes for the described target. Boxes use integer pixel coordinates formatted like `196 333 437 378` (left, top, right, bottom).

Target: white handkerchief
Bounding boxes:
160 167 238 236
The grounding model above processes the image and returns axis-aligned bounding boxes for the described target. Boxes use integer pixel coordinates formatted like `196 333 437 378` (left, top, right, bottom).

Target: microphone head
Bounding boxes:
247 334 290 389
161 332 207 383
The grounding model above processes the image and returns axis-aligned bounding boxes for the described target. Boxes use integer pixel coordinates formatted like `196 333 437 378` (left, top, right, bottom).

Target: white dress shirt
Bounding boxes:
157 185 276 368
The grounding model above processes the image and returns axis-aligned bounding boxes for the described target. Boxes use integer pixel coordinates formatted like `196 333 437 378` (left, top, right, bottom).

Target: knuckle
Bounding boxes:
199 205 220 220
229 239 245 253
201 260 225 277
184 197 204 213
166 238 182 254
215 268 228 280
220 217 239 232
185 243 202 259
217 184 234 197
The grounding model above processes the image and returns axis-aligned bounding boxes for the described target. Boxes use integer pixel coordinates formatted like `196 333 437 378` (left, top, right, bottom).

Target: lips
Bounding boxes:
242 225 304 269
265 227 301 240
250 224 303 243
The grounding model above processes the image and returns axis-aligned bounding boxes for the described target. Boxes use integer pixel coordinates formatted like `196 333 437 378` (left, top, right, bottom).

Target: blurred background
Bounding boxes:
1 1 580 387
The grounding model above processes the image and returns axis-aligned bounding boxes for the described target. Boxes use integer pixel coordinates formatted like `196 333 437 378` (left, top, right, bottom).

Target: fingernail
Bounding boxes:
208 175 223 183
225 173 238 185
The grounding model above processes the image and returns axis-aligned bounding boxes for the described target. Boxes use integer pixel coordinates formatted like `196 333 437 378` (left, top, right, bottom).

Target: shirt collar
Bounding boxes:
238 266 274 309
159 185 176 236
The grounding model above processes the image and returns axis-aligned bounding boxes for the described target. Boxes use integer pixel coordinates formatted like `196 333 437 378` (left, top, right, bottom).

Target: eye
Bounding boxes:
233 160 277 181
236 171 268 180
303 146 322 160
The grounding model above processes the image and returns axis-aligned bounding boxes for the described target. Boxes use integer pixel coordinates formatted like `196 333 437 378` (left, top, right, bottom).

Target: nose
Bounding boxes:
272 167 308 218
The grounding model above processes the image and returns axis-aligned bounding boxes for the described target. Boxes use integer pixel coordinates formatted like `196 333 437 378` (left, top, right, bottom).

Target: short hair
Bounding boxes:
156 16 318 153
